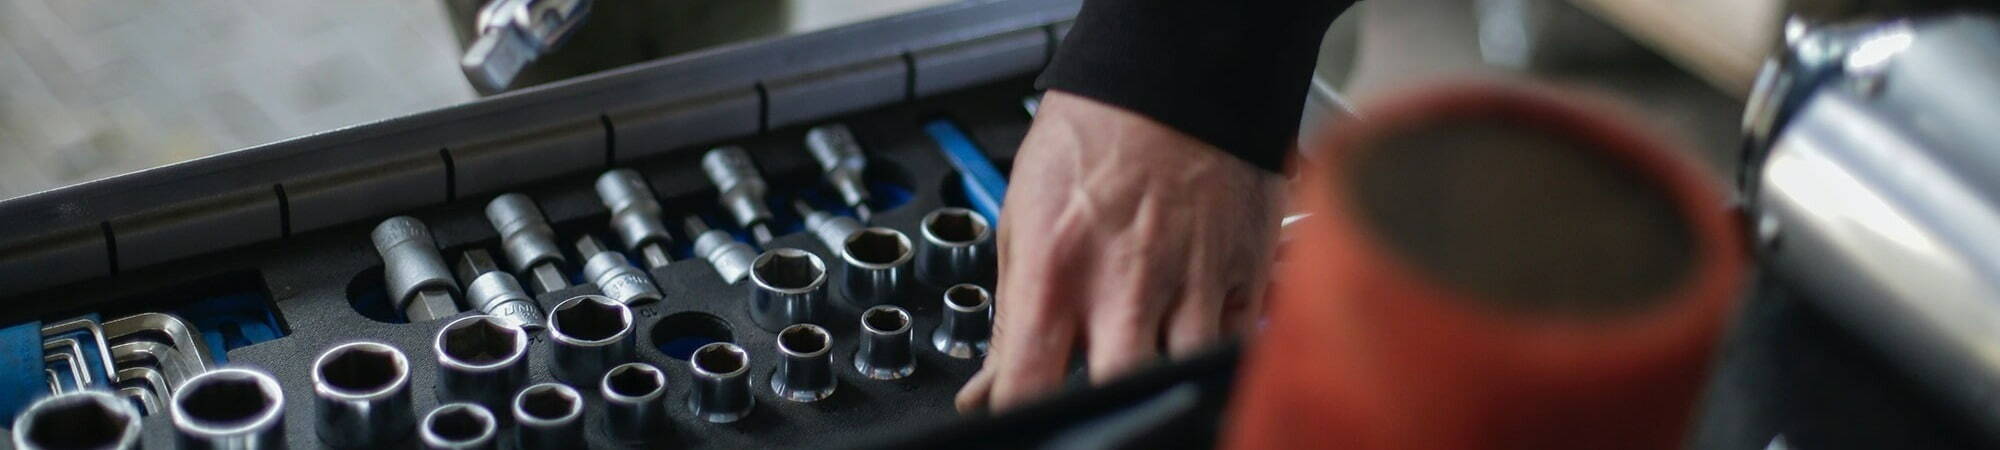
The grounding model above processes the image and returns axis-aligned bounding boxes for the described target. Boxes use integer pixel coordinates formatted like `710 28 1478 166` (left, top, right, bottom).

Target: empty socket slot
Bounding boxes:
650 312 734 360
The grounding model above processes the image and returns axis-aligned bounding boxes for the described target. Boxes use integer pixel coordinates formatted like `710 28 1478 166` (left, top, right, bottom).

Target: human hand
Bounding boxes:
953 90 1286 413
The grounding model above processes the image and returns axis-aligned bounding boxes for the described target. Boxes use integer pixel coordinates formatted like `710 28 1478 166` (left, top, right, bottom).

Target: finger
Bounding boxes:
1083 199 1178 385
982 226 1086 412
955 363 997 413
1165 238 1226 357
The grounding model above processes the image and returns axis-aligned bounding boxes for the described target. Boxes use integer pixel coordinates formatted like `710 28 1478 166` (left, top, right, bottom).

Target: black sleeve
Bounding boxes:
1038 0 1354 172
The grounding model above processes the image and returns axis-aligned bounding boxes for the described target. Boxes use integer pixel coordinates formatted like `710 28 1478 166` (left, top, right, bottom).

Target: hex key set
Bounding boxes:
0 0 1074 447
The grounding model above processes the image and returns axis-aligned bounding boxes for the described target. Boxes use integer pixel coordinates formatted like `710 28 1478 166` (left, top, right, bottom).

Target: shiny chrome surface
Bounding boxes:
172 368 286 449
13 391 142 450
435 315 531 412
687 342 754 423
855 305 917 380
547 295 636 387
840 227 913 307
600 363 669 443
932 284 993 359
772 324 837 402
421 403 499 450
747 248 830 331
916 207 993 288
312 342 416 447
512 383 584 450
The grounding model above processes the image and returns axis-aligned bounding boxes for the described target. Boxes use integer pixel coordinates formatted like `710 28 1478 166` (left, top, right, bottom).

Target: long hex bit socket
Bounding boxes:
313 342 415 448
512 383 584 450
856 305 917 380
601 363 669 443
793 199 862 252
421 403 499 450
748 248 829 331
933 284 994 359
687 342 754 423
841 227 913 307
577 236 664 305
171 368 286 449
14 391 142 450
773 324 837 402
596 169 676 268
916 207 994 288
686 216 757 283
373 216 462 322
804 123 875 221
457 249 547 330
547 295 636 388
435 315 530 412
486 193 570 294
701 146 776 244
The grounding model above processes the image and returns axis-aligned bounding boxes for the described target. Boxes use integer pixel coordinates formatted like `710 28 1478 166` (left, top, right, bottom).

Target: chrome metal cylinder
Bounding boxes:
841 227 912 307
13 391 142 450
511 383 584 450
600 363 668 443
171 368 286 449
582 251 663 305
435 315 530 412
773 324 837 402
596 169 675 267
856 305 916 380
916 207 993 287
804 123 872 214
463 271 547 330
804 210 864 252
702 146 773 222
547 295 636 388
747 248 829 331
486 193 566 275
932 284 993 359
313 342 415 448
372 216 461 322
689 216 757 284
420 403 498 450
687 343 754 423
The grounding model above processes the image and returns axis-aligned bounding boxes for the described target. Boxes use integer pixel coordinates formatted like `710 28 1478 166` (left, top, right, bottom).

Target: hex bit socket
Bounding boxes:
773 324 837 402
701 146 776 244
794 199 863 252
435 315 530 412
748 248 830 331
547 295 636 388
457 249 547 330
916 207 994 288
687 342 754 423
933 284 994 359
313 342 415 448
595 169 676 268
171 368 286 449
804 123 875 220
601 363 669 443
512 383 584 450
14 391 142 450
486 193 570 294
373 216 462 322
856 305 917 380
686 216 757 284
841 227 913 307
421 403 499 450
578 236 664 305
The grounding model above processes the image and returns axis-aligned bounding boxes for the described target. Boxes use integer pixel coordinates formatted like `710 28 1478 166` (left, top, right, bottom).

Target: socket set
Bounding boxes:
0 0 1071 448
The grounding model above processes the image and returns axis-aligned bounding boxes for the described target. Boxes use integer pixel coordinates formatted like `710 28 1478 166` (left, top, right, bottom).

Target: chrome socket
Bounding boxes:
687 343 754 423
601 363 669 443
435 315 530 412
171 368 286 449
547 295 636 388
801 208 864 253
933 284 994 359
458 249 547 330
486 193 570 294
313 342 416 448
747 248 829 332
421 403 499 450
841 227 913 307
373 216 462 322
701 146 776 244
773 324 837 402
596 169 676 269
512 383 584 450
687 216 757 284
916 208 994 288
804 123 874 220
856 306 917 380
13 391 142 450
581 248 664 305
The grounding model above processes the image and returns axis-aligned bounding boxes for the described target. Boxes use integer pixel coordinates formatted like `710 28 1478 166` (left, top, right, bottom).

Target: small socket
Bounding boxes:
486 193 569 293
171 368 286 449
687 342 754 423
512 383 584 450
916 207 994 287
841 227 913 307
773 324 837 402
856 306 917 380
702 146 776 243
373 216 462 322
748 248 829 331
582 250 664 305
313 342 416 447
548 295 637 387
933 284 994 359
687 216 757 284
459 249 547 330
13 391 142 450
596 169 676 268
601 363 669 443
421 403 499 450
436 315 530 412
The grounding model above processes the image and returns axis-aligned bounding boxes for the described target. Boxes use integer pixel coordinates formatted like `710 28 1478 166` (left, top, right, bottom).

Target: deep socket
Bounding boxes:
171 368 286 449
595 169 676 268
13 391 142 450
373 216 462 322
856 305 917 380
486 193 570 294
435 315 530 412
313 342 415 448
687 342 754 423
701 146 776 244
686 216 757 283
421 403 498 450
772 324 837 402
600 363 669 443
748 248 830 331
804 123 875 221
457 249 547 330
577 236 664 305
512 383 584 450
916 207 994 288
841 227 913 307
547 295 636 387
933 284 994 359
